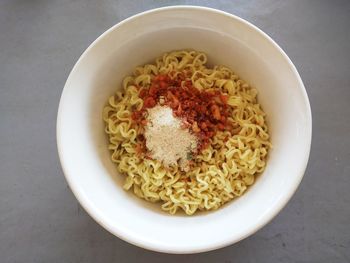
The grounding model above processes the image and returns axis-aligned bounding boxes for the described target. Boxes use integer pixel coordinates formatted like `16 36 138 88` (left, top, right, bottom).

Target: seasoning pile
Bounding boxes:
131 73 230 169
144 105 197 169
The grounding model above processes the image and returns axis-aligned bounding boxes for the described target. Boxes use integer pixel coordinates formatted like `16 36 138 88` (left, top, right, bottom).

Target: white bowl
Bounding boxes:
57 6 312 254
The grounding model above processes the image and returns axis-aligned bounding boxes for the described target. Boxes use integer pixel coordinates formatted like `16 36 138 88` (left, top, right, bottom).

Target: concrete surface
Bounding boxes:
1 0 349 262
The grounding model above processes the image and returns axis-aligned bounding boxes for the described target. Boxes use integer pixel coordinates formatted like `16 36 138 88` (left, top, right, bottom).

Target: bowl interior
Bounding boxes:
57 7 311 253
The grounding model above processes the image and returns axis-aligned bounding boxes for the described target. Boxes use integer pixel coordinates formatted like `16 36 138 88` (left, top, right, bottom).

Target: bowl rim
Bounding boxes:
57 5 312 254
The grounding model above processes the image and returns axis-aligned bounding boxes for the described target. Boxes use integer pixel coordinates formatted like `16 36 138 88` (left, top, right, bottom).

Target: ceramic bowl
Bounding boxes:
57 6 312 254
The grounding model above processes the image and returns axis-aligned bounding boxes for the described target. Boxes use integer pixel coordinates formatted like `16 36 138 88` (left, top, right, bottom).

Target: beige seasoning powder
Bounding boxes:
144 105 197 169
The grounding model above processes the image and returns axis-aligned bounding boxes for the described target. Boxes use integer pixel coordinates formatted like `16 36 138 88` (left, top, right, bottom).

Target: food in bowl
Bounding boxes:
103 50 271 215
58 6 311 253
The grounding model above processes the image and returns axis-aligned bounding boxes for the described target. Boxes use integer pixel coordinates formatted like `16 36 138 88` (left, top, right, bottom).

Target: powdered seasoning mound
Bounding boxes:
144 105 197 169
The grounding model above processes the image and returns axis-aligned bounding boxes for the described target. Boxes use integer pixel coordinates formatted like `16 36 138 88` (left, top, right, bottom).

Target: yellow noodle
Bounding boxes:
103 50 271 215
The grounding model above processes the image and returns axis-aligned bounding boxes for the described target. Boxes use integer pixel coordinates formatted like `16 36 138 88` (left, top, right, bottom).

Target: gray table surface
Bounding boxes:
1 0 350 262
